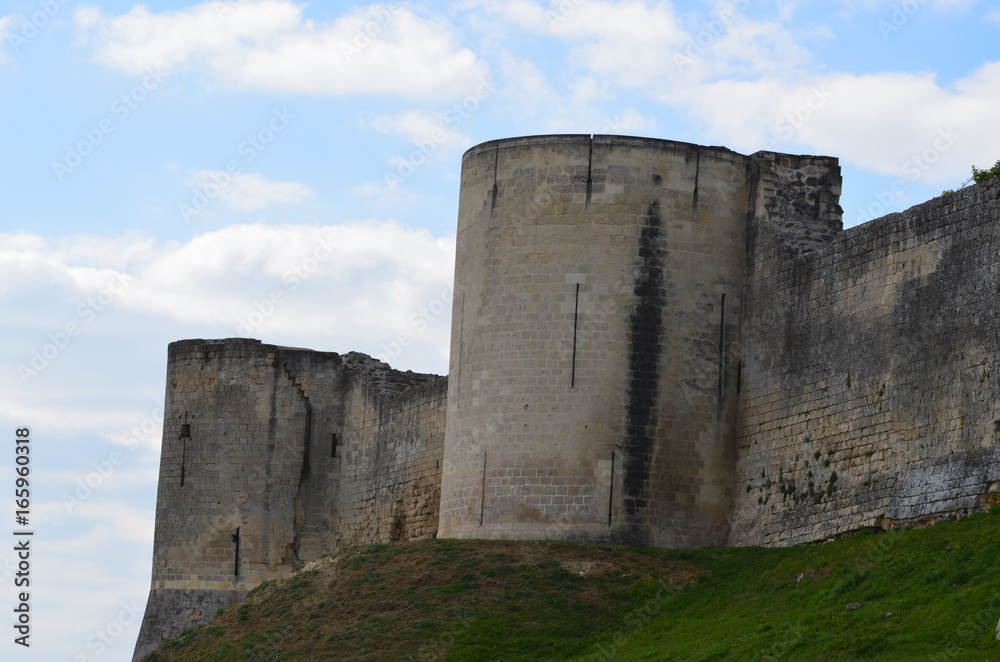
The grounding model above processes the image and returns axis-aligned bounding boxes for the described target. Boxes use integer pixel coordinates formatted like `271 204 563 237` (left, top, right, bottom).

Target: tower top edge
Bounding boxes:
462 134 749 161
462 134 839 167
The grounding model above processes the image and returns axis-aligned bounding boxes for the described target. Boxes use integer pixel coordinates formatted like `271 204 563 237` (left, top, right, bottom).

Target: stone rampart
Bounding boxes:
134 340 444 660
732 175 1000 546
338 374 447 546
135 135 1000 661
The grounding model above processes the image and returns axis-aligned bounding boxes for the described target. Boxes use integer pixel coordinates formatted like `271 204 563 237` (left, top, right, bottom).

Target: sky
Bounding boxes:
0 0 998 659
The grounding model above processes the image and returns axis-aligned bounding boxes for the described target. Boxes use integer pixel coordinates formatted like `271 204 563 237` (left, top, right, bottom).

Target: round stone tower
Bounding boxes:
438 135 747 547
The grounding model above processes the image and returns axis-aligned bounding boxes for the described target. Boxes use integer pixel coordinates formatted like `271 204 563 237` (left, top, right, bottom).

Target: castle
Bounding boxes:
134 135 1000 659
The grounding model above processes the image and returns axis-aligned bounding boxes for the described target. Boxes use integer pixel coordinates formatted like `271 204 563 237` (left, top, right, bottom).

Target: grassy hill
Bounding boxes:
143 508 1000 661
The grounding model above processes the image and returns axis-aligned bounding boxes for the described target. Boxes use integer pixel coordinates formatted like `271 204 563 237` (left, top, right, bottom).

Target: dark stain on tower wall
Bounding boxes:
617 200 667 546
136 136 1000 660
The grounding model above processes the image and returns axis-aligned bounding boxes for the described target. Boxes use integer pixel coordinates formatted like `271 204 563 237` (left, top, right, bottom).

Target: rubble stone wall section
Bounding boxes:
732 173 1000 546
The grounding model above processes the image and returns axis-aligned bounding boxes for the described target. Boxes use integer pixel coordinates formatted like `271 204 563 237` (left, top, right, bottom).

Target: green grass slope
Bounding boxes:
144 508 1000 661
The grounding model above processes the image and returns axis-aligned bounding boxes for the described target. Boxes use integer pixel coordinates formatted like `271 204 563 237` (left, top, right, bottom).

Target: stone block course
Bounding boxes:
136 136 1000 660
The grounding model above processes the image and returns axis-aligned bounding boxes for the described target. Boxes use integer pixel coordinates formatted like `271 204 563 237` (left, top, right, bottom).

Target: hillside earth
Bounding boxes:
141 509 1000 661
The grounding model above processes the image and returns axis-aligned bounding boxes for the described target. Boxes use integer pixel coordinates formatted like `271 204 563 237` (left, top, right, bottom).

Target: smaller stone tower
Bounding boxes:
133 339 346 660
134 338 448 660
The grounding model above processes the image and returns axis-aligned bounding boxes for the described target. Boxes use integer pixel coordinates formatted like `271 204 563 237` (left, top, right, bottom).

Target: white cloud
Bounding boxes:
0 15 13 63
48 500 155 545
604 108 656 135
839 0 973 10
472 0 809 89
468 0 1000 186
187 171 314 212
685 63 1000 185
76 1 490 99
366 110 473 153
121 222 455 338
0 223 455 368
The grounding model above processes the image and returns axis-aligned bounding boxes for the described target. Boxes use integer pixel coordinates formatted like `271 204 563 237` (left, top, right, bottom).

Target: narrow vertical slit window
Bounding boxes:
608 451 615 527
301 407 312 480
179 419 190 487
490 147 499 213
232 528 240 578
718 294 727 397
457 293 466 400
692 149 701 219
585 137 593 210
571 283 580 389
479 452 487 527
737 361 743 394
331 433 338 458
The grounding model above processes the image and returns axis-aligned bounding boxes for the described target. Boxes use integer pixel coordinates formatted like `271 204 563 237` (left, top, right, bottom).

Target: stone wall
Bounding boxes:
731 173 1000 546
136 135 1000 660
338 374 447 546
440 135 748 547
135 340 445 660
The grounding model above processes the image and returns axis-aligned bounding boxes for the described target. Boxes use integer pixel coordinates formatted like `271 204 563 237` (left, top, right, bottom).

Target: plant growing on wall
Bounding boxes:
971 160 1000 184
943 160 1000 195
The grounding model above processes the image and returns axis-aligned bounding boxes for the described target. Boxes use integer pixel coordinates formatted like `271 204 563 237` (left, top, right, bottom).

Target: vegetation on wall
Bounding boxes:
942 159 1000 195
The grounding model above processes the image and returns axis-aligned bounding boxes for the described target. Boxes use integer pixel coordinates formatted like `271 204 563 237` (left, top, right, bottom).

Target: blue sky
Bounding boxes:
1 1 998 659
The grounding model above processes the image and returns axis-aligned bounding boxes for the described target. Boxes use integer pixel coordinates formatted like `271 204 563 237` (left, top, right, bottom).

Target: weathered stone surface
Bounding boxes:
732 169 1000 546
134 339 445 660
135 134 1000 659
440 135 750 548
133 588 244 661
